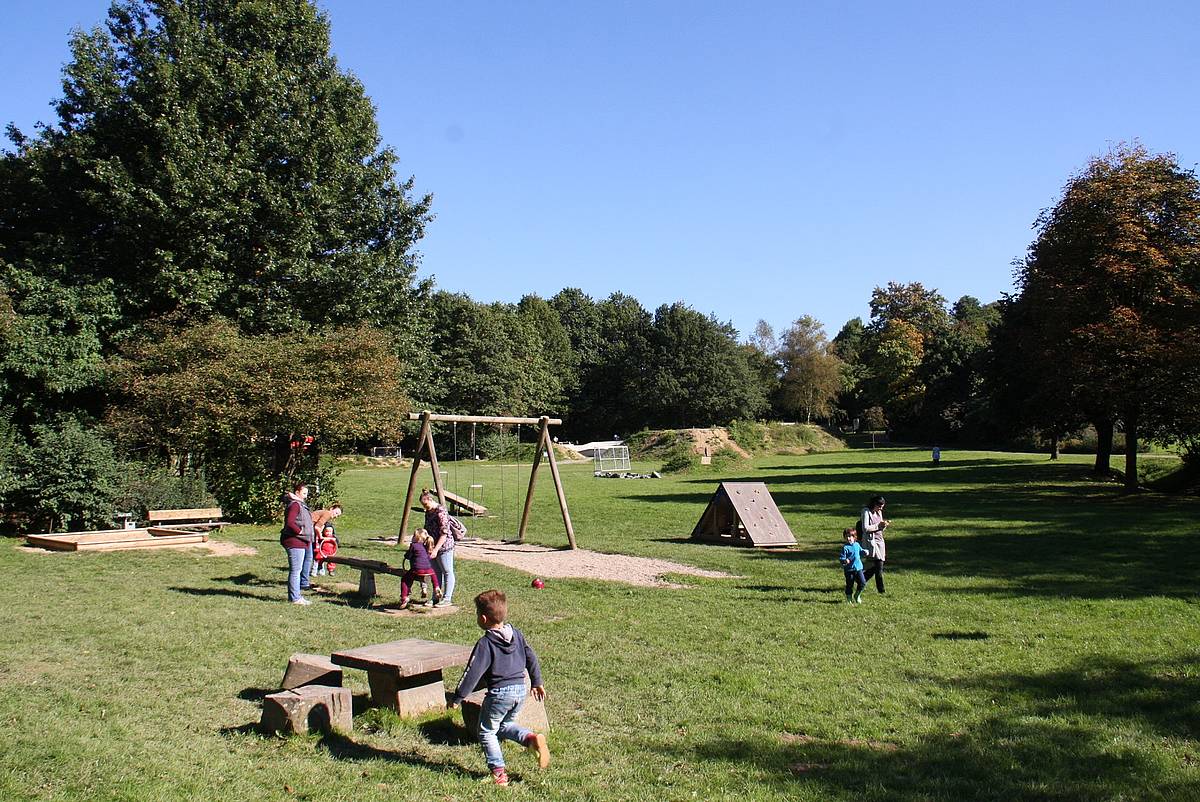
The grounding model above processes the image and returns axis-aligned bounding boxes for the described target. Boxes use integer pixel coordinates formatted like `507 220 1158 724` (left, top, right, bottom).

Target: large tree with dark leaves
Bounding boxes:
1 0 431 339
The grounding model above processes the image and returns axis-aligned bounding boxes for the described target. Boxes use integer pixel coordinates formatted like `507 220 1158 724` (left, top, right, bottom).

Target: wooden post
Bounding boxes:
399 412 431 541
543 426 578 550
516 418 548 543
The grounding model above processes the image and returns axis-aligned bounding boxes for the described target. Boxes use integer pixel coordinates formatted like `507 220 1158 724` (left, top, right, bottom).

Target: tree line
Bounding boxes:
2 1 1197 530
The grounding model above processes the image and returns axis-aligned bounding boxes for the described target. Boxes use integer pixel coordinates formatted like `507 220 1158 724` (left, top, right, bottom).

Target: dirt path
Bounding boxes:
451 539 735 588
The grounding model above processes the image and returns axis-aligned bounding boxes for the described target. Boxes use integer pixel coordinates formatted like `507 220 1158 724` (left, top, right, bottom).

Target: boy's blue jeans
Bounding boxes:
478 684 533 770
284 545 314 601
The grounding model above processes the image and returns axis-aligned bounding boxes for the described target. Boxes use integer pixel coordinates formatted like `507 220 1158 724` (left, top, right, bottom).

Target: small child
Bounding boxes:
447 589 550 787
400 529 441 608
313 524 338 576
839 527 869 604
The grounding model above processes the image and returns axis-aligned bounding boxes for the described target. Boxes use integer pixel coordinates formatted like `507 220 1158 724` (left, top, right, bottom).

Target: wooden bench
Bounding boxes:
326 554 407 598
147 506 227 529
331 638 471 717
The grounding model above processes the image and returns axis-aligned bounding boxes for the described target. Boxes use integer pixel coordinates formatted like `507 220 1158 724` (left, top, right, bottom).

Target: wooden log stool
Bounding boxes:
331 639 471 718
260 685 352 735
459 672 549 734
281 653 343 690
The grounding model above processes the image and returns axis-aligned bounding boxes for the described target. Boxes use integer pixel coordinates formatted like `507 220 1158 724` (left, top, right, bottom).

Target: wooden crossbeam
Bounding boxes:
405 413 562 426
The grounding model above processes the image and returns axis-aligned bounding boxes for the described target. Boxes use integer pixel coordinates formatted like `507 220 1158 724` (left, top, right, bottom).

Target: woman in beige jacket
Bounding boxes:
860 495 889 594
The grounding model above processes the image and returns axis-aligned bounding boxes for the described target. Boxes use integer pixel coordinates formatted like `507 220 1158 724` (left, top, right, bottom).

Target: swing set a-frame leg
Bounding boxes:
398 411 448 543
516 416 577 549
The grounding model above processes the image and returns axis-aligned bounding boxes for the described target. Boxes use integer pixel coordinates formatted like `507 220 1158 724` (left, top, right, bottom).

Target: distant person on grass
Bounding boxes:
447 589 550 787
400 528 441 609
859 494 890 594
280 481 315 605
839 527 868 604
422 489 457 607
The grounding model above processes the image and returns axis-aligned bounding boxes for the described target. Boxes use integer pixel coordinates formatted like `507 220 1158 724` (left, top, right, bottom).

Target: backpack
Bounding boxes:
447 514 468 541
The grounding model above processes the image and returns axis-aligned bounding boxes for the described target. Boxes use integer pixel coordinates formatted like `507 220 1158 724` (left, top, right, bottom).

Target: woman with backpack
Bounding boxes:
421 489 458 607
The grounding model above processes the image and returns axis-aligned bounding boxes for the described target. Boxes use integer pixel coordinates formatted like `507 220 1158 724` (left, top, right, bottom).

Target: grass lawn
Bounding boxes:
1 447 1197 801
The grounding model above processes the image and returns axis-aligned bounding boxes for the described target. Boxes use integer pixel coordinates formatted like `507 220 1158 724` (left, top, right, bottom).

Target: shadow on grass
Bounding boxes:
215 572 278 587
623 456 1200 601
418 717 475 746
931 631 989 640
318 730 481 778
656 654 1200 801
170 586 278 603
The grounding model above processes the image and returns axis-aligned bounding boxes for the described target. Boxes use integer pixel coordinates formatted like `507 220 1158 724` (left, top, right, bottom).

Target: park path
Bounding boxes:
452 539 735 588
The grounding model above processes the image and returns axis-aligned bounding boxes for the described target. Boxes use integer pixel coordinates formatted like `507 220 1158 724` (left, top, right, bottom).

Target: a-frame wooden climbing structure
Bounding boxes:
690 482 796 547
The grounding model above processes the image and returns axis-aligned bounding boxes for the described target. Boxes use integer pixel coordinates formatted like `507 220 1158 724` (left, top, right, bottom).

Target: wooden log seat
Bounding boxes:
281 653 343 690
260 685 352 735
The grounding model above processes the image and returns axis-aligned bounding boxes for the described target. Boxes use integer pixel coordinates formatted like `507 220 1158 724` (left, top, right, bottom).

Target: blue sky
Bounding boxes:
3 1 1199 339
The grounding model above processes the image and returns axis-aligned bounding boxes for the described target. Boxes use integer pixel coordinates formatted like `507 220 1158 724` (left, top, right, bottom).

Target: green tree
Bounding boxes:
641 303 767 429
561 292 655 439
1016 143 1200 489
425 293 566 419
1 0 431 338
775 316 843 423
857 283 950 433
868 282 950 338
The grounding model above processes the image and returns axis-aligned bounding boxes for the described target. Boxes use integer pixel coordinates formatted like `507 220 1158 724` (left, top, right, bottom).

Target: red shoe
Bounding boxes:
491 767 509 786
524 732 550 768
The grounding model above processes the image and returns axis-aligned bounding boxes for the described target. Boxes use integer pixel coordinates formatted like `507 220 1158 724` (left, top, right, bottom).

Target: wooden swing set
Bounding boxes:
398 411 577 549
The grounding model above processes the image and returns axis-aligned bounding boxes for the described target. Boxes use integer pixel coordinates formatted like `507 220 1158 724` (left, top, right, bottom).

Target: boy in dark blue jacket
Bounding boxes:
448 589 550 786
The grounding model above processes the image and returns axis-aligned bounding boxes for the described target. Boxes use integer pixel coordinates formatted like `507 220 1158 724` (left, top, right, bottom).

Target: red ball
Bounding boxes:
531 578 545 589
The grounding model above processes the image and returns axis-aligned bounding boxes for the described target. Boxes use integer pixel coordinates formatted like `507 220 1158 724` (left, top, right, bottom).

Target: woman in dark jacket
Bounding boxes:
281 481 315 604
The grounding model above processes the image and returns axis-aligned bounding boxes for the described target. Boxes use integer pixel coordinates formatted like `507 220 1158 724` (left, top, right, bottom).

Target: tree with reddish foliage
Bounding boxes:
1015 143 1200 489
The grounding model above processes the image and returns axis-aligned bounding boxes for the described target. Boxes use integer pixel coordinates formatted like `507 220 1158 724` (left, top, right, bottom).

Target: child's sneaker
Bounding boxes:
424 598 435 608
524 732 550 768
845 594 854 603
399 597 411 609
489 767 509 786
853 590 863 604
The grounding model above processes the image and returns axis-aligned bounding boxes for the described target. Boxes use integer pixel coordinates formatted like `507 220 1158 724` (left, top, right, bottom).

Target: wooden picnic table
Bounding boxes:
331 638 472 717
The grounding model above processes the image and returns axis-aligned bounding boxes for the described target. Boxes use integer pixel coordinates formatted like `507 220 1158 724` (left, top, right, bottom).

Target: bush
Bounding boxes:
114 461 215 519
708 446 747 471
661 439 699 474
727 420 767 453
8 416 120 532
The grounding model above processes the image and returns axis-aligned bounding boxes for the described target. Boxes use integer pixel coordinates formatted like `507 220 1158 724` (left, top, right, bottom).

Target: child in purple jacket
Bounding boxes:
400 529 441 608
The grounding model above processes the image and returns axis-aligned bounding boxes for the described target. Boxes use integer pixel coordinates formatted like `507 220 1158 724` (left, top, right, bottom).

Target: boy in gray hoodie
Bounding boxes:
448 589 550 786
